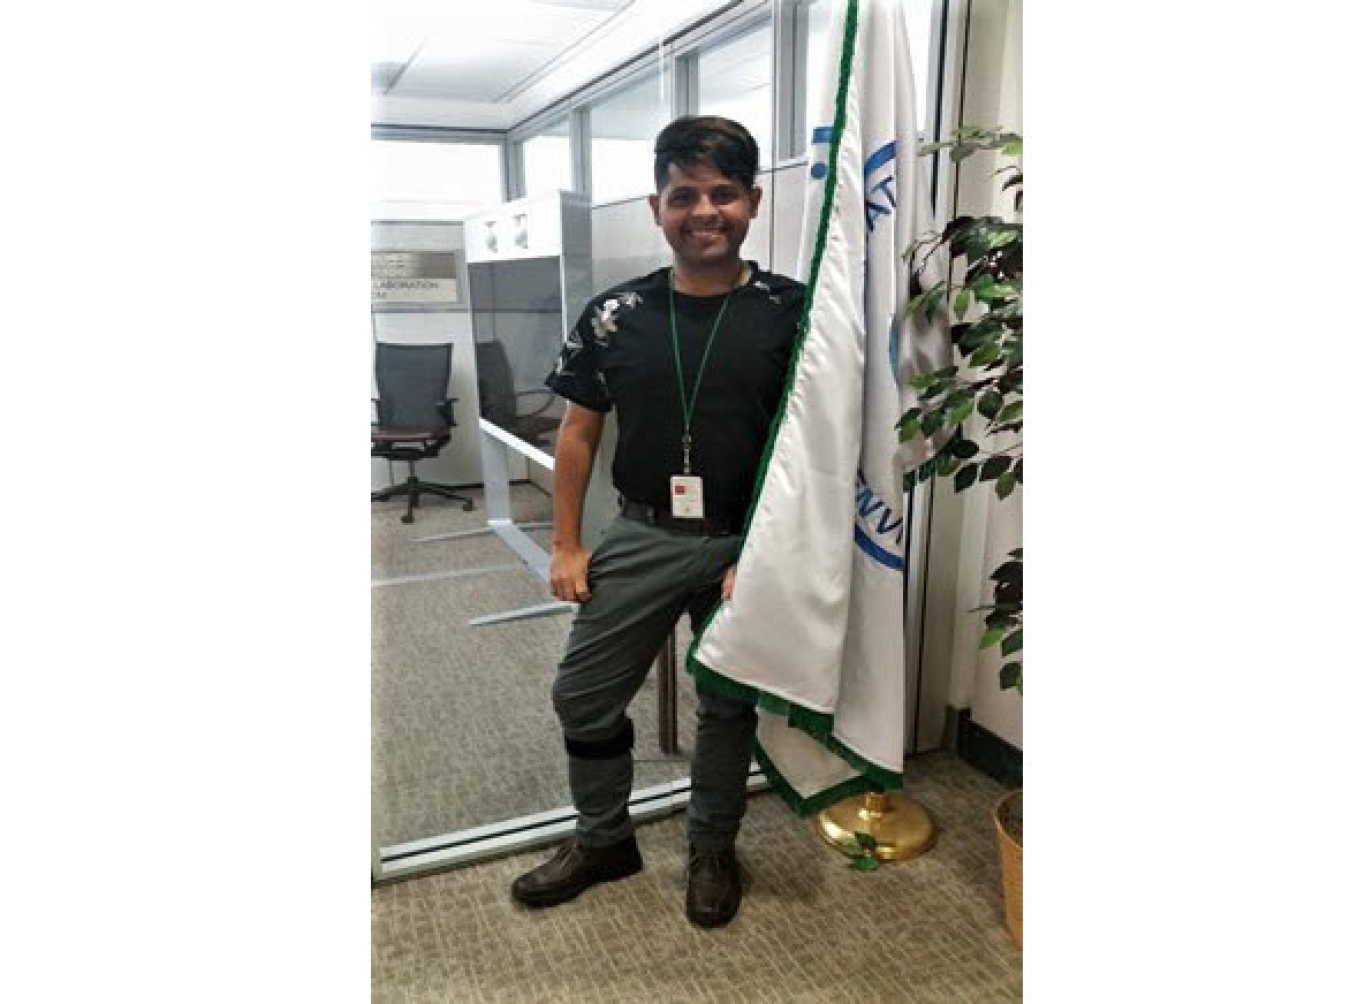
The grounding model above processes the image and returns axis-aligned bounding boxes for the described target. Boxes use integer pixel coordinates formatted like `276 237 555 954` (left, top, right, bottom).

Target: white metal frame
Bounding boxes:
377 769 770 883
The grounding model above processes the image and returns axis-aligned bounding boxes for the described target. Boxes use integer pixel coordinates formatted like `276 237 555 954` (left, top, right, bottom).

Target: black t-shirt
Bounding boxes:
545 263 806 528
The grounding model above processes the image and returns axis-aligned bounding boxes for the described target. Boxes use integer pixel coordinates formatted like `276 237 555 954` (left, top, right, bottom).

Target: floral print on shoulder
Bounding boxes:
589 290 643 348
750 279 781 306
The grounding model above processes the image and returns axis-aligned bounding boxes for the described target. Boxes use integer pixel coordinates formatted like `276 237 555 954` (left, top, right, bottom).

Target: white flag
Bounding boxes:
688 0 950 812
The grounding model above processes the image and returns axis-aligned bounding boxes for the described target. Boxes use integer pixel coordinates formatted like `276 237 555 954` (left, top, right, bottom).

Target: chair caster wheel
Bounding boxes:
463 500 475 512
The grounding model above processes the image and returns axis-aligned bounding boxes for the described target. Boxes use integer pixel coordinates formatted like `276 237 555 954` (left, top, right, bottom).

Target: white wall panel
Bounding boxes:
743 169 773 272
370 221 491 491
767 163 807 278
932 0 1022 749
590 195 670 292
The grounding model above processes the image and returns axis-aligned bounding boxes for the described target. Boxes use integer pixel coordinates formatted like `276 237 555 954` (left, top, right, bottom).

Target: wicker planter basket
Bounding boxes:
993 789 1023 948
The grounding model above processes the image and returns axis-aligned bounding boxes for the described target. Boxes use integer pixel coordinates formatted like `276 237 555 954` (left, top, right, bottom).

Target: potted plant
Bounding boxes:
902 125 1023 946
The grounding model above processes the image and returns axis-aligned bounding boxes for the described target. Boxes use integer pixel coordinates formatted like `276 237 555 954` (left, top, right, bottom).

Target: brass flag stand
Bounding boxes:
815 788 936 861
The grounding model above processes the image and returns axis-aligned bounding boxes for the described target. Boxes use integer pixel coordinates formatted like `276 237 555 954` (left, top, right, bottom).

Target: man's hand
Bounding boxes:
550 546 593 602
721 563 737 601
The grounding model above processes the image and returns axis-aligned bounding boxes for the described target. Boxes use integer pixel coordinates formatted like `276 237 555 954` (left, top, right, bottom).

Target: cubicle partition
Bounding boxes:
415 190 617 625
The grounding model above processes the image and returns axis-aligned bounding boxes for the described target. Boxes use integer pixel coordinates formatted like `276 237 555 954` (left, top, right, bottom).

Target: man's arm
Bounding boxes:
550 401 605 602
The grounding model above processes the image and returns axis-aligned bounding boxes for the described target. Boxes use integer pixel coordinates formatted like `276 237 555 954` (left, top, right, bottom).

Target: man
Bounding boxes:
509 116 805 928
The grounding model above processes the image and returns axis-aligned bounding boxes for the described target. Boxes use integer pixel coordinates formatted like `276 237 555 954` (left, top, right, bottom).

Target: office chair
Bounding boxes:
475 339 563 450
371 341 475 524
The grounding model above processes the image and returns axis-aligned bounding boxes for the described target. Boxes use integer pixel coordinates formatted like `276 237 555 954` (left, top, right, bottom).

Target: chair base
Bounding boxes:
372 475 475 524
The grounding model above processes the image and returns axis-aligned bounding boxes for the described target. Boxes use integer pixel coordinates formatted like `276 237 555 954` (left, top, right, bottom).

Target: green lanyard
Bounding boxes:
669 280 737 475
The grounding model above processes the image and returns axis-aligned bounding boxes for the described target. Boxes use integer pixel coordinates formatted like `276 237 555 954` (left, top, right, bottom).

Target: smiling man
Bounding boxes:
509 117 805 928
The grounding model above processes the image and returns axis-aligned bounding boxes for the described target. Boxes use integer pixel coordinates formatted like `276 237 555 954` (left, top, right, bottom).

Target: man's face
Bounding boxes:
648 162 762 271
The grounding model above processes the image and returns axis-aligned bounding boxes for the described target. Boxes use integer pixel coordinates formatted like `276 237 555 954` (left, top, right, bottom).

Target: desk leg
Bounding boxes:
481 433 511 522
464 429 573 627
656 631 679 756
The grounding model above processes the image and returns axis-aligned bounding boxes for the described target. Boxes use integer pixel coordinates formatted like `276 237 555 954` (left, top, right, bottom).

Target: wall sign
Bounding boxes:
371 251 460 307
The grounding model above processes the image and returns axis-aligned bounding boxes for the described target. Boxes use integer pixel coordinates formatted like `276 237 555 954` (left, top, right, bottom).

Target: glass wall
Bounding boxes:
698 19 774 164
521 117 573 196
590 68 669 204
371 138 503 218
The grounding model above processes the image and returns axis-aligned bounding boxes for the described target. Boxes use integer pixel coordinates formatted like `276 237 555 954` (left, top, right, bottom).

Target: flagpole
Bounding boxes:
814 787 936 861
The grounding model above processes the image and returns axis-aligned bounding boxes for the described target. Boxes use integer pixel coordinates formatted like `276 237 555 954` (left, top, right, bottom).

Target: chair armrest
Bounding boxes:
516 389 556 420
437 397 458 427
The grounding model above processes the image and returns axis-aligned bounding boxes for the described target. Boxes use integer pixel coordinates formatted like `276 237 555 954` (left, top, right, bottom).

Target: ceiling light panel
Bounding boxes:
380 0 617 99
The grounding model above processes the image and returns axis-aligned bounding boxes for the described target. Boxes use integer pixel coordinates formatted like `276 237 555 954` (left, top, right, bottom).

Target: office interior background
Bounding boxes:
370 0 1023 999
12 0 1350 1000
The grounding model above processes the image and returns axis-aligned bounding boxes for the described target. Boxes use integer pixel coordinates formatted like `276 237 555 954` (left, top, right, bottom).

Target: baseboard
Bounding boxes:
950 708 1022 788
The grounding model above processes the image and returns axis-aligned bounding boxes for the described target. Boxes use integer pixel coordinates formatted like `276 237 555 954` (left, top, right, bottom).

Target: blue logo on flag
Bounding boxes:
863 141 898 234
853 477 905 571
809 125 833 179
809 128 902 236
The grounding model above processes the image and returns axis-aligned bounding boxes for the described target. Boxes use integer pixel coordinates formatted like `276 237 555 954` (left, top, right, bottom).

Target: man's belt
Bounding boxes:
618 498 741 537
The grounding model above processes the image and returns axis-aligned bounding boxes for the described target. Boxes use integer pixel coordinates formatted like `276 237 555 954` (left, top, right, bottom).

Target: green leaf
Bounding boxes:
990 229 1019 249
947 397 975 424
997 401 1024 423
1009 547 1023 559
970 341 1001 367
850 856 882 872
985 609 1013 630
978 389 1003 419
898 417 921 442
999 662 1022 691
936 454 959 477
979 626 1006 650
951 438 979 460
980 455 1012 481
954 463 979 492
995 470 1017 499
910 373 937 390
920 410 945 436
953 288 971 320
951 142 977 163
924 284 947 322
1000 630 1023 656
1002 139 1022 156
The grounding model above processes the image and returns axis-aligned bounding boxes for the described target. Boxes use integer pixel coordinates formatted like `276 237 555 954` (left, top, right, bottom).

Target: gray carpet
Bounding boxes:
372 751 1022 1003
373 484 1021 1002
373 483 699 847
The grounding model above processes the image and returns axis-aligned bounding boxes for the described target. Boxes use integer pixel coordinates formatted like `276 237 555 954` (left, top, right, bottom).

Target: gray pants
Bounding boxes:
552 514 757 852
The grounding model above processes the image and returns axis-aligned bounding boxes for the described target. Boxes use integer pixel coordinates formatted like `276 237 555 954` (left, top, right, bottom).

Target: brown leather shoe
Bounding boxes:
685 846 742 928
510 835 643 908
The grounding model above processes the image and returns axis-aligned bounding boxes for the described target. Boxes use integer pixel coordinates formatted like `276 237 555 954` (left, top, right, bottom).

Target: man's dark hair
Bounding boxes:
652 116 759 193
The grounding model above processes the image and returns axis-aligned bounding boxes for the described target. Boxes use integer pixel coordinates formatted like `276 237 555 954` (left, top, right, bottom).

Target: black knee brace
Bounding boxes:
564 717 634 760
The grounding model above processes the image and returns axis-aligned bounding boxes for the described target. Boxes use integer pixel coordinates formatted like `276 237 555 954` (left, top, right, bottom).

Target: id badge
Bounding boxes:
670 475 705 519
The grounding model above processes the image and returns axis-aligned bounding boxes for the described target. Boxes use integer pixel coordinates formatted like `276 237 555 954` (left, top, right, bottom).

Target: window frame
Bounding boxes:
503 0 955 203
370 125 508 218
